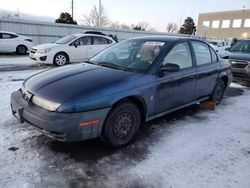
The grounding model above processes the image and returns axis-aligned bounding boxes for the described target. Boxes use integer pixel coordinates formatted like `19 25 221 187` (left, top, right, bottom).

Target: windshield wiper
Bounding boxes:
83 60 95 64
97 62 129 71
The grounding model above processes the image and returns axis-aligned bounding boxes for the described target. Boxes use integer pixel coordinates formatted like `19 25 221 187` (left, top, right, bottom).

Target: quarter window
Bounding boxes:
163 42 192 69
191 41 212 65
93 36 109 45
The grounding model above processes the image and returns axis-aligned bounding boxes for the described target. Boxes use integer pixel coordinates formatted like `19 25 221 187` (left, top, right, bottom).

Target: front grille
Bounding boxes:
230 60 249 69
30 48 37 54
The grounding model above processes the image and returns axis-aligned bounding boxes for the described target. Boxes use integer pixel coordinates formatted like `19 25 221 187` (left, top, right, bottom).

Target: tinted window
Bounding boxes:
93 36 108 45
191 41 212 65
77 37 91 46
1 33 17 39
107 39 113 44
210 48 218 62
163 42 192 69
230 40 250 52
242 41 250 52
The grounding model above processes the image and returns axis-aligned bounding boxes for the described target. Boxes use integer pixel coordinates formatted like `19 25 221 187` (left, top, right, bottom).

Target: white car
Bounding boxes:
29 33 117 66
207 40 231 57
0 31 33 54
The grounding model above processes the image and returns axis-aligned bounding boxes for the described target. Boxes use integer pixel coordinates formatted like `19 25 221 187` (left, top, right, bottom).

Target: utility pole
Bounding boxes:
99 0 101 27
71 0 74 20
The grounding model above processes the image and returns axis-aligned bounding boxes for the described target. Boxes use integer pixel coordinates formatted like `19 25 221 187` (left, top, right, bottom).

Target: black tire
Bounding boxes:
102 102 141 148
53 52 68 66
16 45 27 55
210 79 226 105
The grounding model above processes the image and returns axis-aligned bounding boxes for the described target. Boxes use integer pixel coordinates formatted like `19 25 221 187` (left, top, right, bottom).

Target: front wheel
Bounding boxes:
102 102 141 148
210 79 226 105
53 53 68 66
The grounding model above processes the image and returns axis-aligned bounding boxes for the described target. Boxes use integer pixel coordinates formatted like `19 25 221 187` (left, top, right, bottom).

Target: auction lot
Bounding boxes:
0 55 250 188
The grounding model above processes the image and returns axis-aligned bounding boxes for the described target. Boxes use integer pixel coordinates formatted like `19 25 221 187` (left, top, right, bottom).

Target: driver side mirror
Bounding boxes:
158 63 180 77
74 43 78 48
161 63 180 72
225 47 231 51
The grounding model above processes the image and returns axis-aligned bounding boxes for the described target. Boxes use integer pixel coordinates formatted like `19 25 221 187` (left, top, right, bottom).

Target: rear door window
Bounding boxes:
92 36 109 45
191 41 212 65
78 36 91 45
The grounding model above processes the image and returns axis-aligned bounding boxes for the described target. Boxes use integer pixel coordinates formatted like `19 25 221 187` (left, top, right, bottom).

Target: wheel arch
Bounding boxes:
218 72 229 86
16 44 28 52
54 51 70 62
109 95 148 123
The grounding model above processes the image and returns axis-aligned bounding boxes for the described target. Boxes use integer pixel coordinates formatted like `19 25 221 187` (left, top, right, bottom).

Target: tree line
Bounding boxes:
55 6 196 35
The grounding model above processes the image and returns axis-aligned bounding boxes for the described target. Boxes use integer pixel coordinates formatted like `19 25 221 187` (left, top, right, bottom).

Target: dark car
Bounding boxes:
224 39 250 82
10 36 233 147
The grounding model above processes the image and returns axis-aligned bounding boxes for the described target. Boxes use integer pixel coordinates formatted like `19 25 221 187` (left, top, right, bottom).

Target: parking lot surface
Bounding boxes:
0 56 250 188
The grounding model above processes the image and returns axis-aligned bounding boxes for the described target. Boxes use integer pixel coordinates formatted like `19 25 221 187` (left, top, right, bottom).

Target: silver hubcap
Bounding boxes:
55 55 66 65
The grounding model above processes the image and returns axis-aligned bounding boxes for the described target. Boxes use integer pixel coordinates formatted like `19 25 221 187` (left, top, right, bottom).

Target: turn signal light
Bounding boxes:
79 120 100 127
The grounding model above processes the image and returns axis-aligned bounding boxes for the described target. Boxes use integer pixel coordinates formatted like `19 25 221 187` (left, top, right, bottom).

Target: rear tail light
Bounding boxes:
25 39 32 42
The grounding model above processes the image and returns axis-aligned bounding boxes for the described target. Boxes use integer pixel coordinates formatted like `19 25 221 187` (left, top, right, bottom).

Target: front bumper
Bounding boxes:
232 67 250 81
29 52 54 64
10 90 111 142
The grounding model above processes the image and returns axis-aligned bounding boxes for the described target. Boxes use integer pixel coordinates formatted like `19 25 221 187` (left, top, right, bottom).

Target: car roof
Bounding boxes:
239 39 250 42
129 35 199 42
72 33 114 40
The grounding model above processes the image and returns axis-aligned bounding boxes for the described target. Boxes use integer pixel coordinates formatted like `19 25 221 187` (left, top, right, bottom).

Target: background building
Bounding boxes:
197 9 250 39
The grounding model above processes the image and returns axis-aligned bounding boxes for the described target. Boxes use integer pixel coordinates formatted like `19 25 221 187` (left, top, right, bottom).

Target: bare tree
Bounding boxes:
131 22 150 31
110 21 121 29
82 5 109 27
120 23 131 30
166 22 178 33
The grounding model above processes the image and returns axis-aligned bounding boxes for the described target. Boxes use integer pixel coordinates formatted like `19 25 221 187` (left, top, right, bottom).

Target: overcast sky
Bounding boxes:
0 0 249 31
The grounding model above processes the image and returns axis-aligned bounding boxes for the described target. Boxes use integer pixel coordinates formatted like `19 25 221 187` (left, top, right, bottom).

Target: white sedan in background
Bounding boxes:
0 31 33 55
29 33 117 66
207 40 231 57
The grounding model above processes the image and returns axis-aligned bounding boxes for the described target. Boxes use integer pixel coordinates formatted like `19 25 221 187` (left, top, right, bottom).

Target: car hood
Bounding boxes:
24 63 140 105
32 43 60 50
228 52 250 62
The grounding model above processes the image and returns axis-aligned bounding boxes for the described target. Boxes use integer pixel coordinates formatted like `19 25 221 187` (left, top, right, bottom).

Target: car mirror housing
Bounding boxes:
158 63 180 77
74 43 78 48
160 63 180 72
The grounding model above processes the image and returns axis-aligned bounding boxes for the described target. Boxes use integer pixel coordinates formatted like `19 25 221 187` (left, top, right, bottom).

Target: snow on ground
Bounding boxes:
0 70 250 188
0 55 35 66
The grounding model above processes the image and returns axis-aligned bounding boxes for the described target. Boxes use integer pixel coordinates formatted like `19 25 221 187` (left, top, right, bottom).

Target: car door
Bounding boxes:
67 36 91 62
88 36 111 58
0 33 17 52
191 41 220 99
155 41 197 113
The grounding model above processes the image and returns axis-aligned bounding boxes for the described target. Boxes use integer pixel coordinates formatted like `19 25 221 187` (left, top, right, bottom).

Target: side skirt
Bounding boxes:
146 97 209 121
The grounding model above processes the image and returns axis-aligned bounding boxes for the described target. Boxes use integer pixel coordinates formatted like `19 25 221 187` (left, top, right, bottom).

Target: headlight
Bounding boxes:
32 95 60 111
38 48 52 54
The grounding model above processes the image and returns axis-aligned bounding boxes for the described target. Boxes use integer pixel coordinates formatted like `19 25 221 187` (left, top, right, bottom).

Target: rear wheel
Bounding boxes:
210 79 226 105
16 45 27 55
53 53 68 66
102 102 141 148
